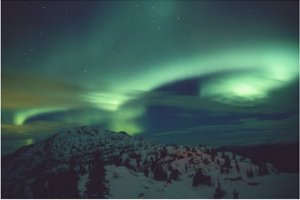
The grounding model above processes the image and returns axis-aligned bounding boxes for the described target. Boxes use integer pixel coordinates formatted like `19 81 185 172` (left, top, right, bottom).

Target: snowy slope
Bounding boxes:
1 126 298 198
106 165 299 199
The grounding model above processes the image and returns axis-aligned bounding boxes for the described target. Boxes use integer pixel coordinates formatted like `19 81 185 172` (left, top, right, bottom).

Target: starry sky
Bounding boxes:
1 1 299 154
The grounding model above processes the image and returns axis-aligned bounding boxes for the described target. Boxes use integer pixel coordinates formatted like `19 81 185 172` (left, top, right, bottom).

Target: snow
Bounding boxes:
77 171 89 197
106 165 299 199
2 125 299 199
234 173 299 199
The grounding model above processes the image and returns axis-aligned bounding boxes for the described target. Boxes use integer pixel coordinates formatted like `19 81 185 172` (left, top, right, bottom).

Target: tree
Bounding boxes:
235 160 240 173
213 179 225 199
221 155 232 174
79 164 86 175
144 167 149 177
43 165 79 198
185 163 188 173
240 156 245 161
223 155 232 169
221 152 226 159
63 163 79 198
153 165 168 181
246 169 254 178
203 158 210 165
32 172 50 198
136 155 141 169
86 151 109 198
150 158 156 173
258 163 269 176
168 165 181 181
232 152 236 160
189 157 194 164
192 168 212 186
142 158 148 166
233 189 239 199
30 162 50 198
211 149 217 162
160 146 168 158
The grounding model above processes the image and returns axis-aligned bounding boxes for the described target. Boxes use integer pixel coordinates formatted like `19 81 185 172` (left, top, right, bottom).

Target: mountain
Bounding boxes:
1 126 299 198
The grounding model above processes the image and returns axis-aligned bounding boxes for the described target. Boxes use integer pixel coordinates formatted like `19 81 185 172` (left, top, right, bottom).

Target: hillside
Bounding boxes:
1 126 299 198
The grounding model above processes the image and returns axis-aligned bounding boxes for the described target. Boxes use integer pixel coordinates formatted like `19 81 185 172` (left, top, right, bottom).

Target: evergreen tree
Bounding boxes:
258 163 269 176
64 163 80 198
211 149 217 162
232 152 236 160
185 163 188 173
142 158 148 166
240 156 245 161
136 155 141 169
189 157 194 164
144 167 149 177
235 160 240 173
223 155 232 169
246 169 254 178
150 159 156 173
213 179 225 199
233 189 239 199
168 165 181 181
160 146 168 158
32 172 50 198
45 165 79 198
28 161 48 198
221 155 232 174
192 168 211 186
86 151 109 198
221 152 226 159
153 165 168 181
203 158 210 165
79 164 86 175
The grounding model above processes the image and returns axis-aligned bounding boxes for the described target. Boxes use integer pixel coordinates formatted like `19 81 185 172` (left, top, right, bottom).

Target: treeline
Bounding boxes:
217 143 299 173
30 151 108 199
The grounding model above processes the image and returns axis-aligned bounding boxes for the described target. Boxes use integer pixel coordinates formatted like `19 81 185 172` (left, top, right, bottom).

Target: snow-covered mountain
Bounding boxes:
1 126 298 198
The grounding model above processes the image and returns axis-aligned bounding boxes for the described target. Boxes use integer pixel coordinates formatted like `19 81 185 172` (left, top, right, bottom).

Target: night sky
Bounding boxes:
1 1 299 154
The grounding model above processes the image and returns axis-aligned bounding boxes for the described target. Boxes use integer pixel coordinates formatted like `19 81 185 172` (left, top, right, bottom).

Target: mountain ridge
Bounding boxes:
2 125 298 198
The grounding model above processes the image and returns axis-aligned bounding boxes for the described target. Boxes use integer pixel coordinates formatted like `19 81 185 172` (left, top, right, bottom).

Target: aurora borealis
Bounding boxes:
1 1 299 154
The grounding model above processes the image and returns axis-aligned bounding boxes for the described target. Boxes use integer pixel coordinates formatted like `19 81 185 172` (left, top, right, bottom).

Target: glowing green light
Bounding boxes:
109 106 145 136
233 85 260 97
11 42 299 128
201 74 273 105
123 43 298 96
82 91 130 111
25 138 34 145
110 120 142 136
14 108 65 125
